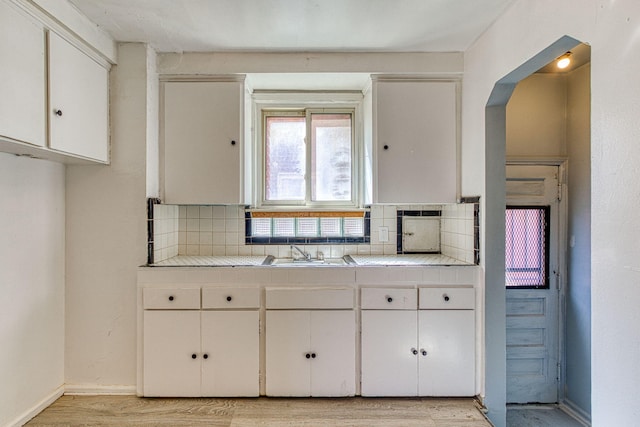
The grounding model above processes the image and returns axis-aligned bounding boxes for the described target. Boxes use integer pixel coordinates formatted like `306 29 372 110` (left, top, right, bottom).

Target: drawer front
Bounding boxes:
265 288 354 309
143 287 200 309
361 288 417 310
202 287 261 309
419 287 475 309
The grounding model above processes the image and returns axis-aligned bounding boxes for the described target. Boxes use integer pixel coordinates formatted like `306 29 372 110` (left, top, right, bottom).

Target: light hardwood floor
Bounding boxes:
26 396 493 426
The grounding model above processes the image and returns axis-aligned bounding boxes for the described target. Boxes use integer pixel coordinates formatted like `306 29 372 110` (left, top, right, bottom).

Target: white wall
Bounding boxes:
0 153 65 426
463 0 639 425
64 43 149 391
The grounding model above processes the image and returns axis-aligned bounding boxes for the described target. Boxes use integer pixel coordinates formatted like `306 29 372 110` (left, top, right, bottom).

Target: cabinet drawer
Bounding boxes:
419 287 475 309
202 287 260 309
361 288 417 310
266 288 354 309
143 287 200 309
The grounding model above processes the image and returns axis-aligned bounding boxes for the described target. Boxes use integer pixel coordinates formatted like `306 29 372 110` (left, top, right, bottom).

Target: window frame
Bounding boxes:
505 205 551 289
252 92 364 210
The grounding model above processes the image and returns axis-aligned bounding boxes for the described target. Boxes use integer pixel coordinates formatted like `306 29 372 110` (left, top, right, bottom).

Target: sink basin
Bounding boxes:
267 256 349 266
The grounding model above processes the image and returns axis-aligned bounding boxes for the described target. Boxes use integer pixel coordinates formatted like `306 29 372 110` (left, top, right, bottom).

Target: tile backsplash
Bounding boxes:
149 201 479 264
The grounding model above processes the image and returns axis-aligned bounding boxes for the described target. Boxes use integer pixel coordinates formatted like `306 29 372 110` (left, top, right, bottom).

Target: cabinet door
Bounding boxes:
361 310 418 396
418 310 475 396
0 1 46 147
163 81 242 204
201 311 259 396
48 32 108 162
143 310 201 396
375 80 457 203
309 310 356 396
265 310 311 396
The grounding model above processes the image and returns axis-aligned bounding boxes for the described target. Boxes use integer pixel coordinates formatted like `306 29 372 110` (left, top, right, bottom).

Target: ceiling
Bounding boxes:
69 0 517 53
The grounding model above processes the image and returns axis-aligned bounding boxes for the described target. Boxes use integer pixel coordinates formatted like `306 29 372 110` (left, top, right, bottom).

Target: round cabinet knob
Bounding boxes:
203 354 209 360
226 296 232 302
191 354 197 359
387 296 393 303
411 348 418 355
305 353 311 359
311 353 316 359
443 294 450 302
421 349 427 356
231 140 236 145
54 109 62 117
168 295 174 301
383 144 389 150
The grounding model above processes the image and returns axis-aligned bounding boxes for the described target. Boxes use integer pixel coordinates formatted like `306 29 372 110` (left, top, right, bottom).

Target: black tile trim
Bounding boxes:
146 198 161 265
460 196 480 204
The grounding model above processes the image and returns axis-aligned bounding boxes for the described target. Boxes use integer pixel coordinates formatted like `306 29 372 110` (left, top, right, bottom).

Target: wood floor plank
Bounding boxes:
26 396 492 427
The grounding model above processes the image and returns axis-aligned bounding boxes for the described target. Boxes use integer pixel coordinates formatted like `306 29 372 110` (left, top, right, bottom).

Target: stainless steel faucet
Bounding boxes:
291 245 311 261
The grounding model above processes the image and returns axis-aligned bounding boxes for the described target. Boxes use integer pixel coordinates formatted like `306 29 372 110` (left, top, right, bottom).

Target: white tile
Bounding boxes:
212 205 226 219
199 245 213 256
187 205 200 219
178 218 187 232
186 218 200 232
178 244 187 255
179 205 187 218
212 219 225 232
383 243 397 254
178 232 186 245
238 245 252 256
264 245 279 257
225 205 239 218
343 245 358 255
357 245 371 255
212 232 225 245
225 232 238 245
199 232 213 245
370 244 384 255
330 245 344 258
186 244 200 255
278 245 291 258
383 205 397 219
199 206 212 218
251 245 266 256
212 245 226 255
199 218 213 232
225 245 239 256
370 205 384 220
186 231 200 245
225 218 239 232
153 250 162 263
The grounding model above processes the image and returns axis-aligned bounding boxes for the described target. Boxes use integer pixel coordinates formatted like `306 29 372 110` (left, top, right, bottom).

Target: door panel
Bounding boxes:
143 310 201 397
310 311 356 396
361 310 418 396
506 165 560 403
201 311 259 397
265 310 311 396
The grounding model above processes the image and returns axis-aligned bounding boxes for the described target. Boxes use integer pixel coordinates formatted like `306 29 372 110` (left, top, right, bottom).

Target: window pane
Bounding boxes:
251 218 271 237
273 218 295 237
297 218 319 237
505 207 548 288
310 113 352 201
343 218 364 237
320 218 342 237
265 116 306 201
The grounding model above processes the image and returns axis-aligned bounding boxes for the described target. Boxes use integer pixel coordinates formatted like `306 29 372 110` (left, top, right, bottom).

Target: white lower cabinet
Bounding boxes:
266 310 356 396
361 287 475 396
143 287 259 397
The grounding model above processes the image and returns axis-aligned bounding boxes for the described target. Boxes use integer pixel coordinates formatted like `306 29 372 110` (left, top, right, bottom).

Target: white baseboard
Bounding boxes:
560 399 591 426
8 385 64 427
64 384 137 395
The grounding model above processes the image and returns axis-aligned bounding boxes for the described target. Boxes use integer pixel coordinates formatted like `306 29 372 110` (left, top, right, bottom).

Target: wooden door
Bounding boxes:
361 310 418 396
201 311 259 397
506 164 561 403
309 310 356 396
143 310 201 396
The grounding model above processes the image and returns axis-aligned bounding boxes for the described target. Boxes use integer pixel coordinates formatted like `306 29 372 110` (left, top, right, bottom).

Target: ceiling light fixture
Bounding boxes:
556 52 572 69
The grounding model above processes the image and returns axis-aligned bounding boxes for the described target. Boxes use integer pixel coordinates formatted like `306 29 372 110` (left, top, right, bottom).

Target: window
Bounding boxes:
263 109 355 207
505 206 550 289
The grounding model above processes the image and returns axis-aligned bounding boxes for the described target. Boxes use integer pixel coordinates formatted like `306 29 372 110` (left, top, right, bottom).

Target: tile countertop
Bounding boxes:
150 254 473 267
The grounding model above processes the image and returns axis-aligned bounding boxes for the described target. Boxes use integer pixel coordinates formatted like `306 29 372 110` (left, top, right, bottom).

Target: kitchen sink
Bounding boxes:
264 256 350 266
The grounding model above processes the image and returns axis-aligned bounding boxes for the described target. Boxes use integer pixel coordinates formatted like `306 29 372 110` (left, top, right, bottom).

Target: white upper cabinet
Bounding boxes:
0 1 46 147
373 79 458 203
163 80 244 204
48 32 109 162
